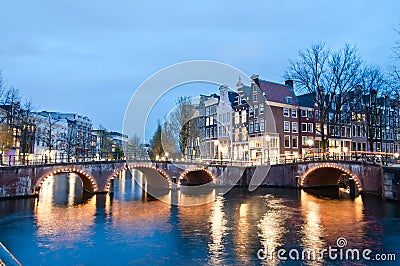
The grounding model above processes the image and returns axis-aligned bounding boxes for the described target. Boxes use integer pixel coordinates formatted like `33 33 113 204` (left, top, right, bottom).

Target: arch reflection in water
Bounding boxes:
37 173 92 207
300 190 365 250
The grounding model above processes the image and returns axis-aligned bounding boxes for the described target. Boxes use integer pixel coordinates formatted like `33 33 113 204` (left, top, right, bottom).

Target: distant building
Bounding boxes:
36 112 93 159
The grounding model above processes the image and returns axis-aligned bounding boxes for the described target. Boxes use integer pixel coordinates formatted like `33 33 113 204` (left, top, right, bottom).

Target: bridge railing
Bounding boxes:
1 151 396 167
0 154 127 167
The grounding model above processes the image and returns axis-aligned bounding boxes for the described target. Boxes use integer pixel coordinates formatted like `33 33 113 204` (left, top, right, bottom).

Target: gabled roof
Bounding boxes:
256 79 298 105
297 92 315 108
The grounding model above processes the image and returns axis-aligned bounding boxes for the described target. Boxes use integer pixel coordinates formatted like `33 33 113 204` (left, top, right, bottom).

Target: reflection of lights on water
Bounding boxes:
258 196 287 264
239 203 248 217
67 173 77 206
208 196 227 264
300 191 324 251
119 170 126 197
235 203 250 264
300 190 365 250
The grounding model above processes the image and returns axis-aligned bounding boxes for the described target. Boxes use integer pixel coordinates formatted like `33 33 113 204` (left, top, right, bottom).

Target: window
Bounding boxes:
301 109 307 117
308 110 313 118
260 119 265 132
241 110 247 123
302 136 307 146
302 123 307 132
254 106 259 118
315 110 320 120
283 108 289 117
260 104 264 114
292 122 298 133
253 94 258 102
234 128 240 141
249 122 254 133
206 117 210 126
292 136 298 149
285 96 293 104
284 135 290 148
253 85 257 92
255 120 259 131
291 109 297 118
235 112 240 124
284 121 290 132
307 123 313 133
242 127 247 141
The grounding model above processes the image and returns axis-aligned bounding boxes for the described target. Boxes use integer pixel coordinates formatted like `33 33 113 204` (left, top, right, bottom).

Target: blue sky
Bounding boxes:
0 0 399 135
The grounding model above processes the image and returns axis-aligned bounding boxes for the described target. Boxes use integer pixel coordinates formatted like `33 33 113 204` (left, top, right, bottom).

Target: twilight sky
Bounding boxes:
0 0 399 134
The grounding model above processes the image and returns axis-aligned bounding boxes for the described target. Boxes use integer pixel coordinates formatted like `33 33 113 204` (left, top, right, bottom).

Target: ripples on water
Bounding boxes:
0 171 399 265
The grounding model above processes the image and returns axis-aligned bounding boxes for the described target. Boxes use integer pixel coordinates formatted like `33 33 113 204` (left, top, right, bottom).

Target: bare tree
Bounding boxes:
38 112 64 162
285 43 362 154
355 65 387 151
97 125 113 159
126 134 143 160
162 96 198 159
19 99 36 163
64 126 77 162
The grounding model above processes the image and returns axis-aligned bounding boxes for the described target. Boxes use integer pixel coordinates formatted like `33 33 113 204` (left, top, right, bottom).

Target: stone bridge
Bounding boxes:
0 160 392 199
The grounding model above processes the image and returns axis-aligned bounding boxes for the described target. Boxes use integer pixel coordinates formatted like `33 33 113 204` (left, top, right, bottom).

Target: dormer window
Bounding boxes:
285 96 293 104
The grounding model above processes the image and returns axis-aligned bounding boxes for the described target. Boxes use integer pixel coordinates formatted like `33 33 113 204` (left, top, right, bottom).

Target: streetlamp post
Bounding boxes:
266 135 271 165
343 147 348 161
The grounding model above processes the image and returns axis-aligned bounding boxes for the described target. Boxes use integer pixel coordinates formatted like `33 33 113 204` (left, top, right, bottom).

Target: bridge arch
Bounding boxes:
299 163 362 192
35 168 98 195
179 168 215 186
106 164 172 192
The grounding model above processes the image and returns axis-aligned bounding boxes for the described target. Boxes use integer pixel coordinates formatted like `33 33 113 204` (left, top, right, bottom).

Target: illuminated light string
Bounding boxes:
36 168 99 193
178 167 215 183
299 164 362 192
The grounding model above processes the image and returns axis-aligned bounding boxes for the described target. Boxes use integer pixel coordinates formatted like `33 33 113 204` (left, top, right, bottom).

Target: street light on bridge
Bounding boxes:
307 139 314 152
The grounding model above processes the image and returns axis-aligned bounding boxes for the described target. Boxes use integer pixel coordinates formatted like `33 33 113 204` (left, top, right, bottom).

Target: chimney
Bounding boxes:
250 74 259 81
285 80 294 89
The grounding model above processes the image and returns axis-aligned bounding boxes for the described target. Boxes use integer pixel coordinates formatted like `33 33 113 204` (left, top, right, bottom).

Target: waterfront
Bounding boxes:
0 171 399 265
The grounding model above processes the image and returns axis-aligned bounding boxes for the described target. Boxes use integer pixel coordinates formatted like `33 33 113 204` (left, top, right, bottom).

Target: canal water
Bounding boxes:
0 171 399 265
